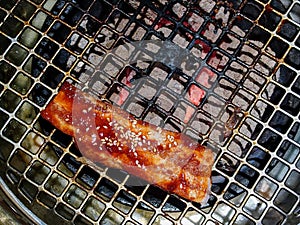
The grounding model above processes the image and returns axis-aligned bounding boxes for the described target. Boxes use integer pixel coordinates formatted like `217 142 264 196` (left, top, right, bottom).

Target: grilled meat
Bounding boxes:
41 82 214 203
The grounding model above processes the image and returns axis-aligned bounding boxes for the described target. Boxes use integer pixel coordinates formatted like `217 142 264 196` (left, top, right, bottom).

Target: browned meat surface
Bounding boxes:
41 82 214 203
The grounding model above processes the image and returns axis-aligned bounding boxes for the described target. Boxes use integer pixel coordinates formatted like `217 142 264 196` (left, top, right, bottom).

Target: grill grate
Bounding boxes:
0 0 300 224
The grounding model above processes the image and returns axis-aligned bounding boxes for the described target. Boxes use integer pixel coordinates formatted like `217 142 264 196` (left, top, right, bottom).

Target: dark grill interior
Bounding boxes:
0 0 300 224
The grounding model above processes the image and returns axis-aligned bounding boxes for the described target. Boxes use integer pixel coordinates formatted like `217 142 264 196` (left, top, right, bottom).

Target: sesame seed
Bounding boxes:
92 134 97 143
168 135 174 142
103 125 108 129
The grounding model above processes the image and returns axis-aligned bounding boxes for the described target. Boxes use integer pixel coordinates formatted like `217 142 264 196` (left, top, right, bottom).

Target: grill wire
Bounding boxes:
0 0 300 224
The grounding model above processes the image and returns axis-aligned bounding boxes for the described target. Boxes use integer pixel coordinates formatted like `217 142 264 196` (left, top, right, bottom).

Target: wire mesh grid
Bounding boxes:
0 0 299 224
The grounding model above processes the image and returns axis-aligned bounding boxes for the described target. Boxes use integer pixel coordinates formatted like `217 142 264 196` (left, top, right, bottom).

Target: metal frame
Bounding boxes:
0 0 299 224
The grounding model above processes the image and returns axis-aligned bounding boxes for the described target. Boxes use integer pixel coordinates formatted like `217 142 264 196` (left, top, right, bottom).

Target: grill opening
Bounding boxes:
0 0 300 225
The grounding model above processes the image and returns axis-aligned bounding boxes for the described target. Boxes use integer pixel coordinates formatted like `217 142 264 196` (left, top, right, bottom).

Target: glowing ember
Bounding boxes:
189 84 206 106
194 39 211 58
196 67 216 88
184 106 195 123
154 17 173 30
117 11 221 124
184 84 206 123
117 88 129 106
118 67 134 105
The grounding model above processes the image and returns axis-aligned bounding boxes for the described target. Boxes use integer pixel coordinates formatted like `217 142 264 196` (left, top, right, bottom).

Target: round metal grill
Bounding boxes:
0 0 299 224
